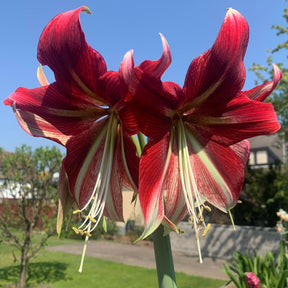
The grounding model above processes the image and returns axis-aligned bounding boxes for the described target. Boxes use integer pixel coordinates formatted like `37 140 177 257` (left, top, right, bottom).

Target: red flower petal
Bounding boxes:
37 6 107 105
243 64 282 101
13 110 70 146
182 9 249 111
120 50 172 138
139 134 171 237
63 119 109 208
164 136 187 223
99 70 140 135
185 126 250 211
64 118 126 221
63 116 138 222
120 132 140 191
5 84 107 140
185 94 280 146
138 34 172 78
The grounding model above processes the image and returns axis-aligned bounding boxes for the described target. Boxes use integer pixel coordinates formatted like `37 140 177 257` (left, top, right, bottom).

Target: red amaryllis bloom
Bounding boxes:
4 7 139 236
246 272 261 288
121 9 281 247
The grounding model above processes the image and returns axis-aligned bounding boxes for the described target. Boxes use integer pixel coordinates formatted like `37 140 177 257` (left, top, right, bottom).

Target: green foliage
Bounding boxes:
0 145 63 230
232 2 288 228
250 4 288 132
0 145 63 288
222 243 288 288
234 164 288 227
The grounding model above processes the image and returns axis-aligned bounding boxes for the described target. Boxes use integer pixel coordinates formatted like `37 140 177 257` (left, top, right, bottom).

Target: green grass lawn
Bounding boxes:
0 236 226 288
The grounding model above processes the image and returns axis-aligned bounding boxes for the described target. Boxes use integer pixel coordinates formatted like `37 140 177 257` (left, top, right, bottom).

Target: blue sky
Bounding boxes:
0 0 287 152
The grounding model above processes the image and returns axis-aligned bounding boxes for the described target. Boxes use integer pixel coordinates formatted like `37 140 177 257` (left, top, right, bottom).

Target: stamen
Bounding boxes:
177 119 208 263
88 216 97 223
73 113 118 272
197 206 204 219
196 235 203 264
84 231 92 237
204 205 211 212
78 113 117 232
228 210 236 231
202 223 211 236
73 209 82 214
60 117 114 270
79 234 90 273
72 227 80 234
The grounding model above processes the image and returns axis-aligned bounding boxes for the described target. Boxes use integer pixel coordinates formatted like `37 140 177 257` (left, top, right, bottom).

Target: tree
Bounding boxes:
244 1 288 227
250 2 288 131
234 163 288 227
0 145 63 288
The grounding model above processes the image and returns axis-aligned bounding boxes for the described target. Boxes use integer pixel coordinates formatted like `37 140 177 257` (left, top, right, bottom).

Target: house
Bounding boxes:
248 133 286 168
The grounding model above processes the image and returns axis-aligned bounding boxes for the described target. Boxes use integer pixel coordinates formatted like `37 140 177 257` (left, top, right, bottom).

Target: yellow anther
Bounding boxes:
72 227 80 234
73 209 82 214
204 205 211 212
237 200 242 204
202 223 211 236
88 216 97 223
84 231 92 237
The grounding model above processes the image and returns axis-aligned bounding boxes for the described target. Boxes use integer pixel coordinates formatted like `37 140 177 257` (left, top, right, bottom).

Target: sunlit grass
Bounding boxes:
0 236 226 288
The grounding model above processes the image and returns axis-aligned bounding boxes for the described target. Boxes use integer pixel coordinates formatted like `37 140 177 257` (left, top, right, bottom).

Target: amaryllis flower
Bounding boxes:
246 272 261 288
4 7 139 236
121 9 281 248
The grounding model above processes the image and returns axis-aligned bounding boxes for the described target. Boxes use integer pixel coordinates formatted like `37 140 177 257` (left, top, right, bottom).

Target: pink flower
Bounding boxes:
246 272 261 288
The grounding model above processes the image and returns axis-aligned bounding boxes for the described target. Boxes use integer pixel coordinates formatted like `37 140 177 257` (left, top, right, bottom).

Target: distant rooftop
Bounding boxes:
248 133 285 167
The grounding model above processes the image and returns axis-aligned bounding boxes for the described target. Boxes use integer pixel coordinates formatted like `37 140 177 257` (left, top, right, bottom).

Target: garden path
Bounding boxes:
46 240 229 281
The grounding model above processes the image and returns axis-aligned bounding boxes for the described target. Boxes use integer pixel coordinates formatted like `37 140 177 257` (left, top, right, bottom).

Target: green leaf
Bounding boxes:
276 269 288 288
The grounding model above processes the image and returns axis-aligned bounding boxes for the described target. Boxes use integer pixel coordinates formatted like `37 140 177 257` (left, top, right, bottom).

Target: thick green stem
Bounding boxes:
153 225 177 288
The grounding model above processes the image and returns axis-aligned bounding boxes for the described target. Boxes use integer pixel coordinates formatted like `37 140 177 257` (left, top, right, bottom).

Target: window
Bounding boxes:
249 153 255 165
256 150 268 165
